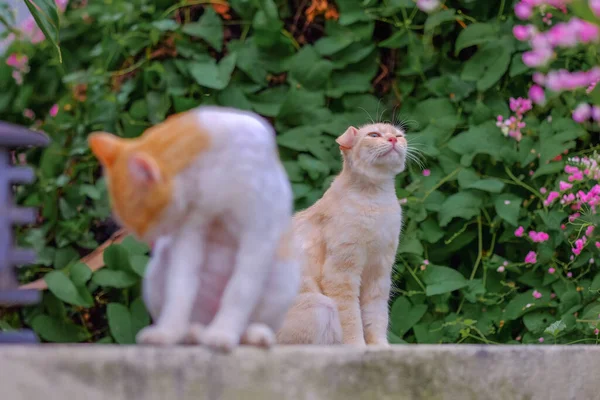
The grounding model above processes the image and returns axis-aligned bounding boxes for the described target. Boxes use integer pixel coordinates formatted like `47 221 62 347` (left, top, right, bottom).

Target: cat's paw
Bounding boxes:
241 324 275 348
197 327 239 352
183 324 206 345
136 326 185 345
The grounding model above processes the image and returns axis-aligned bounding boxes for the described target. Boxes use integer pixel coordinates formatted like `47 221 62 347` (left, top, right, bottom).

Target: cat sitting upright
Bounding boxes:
89 106 300 351
277 123 407 346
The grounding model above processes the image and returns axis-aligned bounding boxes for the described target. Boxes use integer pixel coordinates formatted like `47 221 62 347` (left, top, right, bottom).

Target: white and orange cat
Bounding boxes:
89 106 300 351
276 123 406 346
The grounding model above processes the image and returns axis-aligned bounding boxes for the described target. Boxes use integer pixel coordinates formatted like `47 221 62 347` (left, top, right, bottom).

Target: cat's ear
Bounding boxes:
128 152 161 185
89 132 122 167
336 126 358 150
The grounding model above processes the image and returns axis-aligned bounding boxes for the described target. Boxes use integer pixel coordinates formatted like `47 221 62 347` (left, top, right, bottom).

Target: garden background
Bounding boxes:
1 0 599 345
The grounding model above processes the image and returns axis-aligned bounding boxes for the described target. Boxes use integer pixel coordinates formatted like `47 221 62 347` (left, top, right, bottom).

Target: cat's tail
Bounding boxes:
276 292 342 345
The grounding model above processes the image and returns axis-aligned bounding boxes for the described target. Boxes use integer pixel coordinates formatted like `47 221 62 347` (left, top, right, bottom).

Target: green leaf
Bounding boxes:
152 19 180 31
523 312 556 333
130 297 151 334
24 0 62 62
103 244 132 271
425 9 459 32
298 154 330 180
288 46 334 91
121 236 150 256
107 303 135 344
438 192 483 227
390 297 428 337
544 320 567 336
504 289 548 320
146 91 171 124
397 235 424 255
494 194 522 226
188 53 237 90
44 271 94 307
423 266 468 296
447 122 514 166
131 255 150 277
92 269 139 289
466 178 505 193
461 39 513 91
181 8 223 51
455 23 496 55
31 315 87 343
70 262 92 287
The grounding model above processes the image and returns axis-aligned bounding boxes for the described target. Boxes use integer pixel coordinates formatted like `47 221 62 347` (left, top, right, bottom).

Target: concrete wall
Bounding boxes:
1 345 598 400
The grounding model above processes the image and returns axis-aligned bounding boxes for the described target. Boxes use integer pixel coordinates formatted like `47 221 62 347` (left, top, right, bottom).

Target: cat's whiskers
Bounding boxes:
358 107 375 125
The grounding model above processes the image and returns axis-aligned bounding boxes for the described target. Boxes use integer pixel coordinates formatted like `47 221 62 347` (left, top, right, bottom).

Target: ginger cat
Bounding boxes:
276 123 406 346
89 106 300 351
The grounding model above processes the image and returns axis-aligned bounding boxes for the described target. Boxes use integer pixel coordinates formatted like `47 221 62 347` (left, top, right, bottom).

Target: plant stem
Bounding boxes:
421 167 461 202
504 165 545 204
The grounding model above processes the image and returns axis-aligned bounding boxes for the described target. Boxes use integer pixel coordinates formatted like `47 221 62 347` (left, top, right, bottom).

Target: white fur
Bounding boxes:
136 106 300 351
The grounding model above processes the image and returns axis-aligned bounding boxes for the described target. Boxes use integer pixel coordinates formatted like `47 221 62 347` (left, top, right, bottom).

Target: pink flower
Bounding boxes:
422 169 431 177
23 109 35 120
55 0 69 12
529 231 550 243
550 293 556 299
596 242 600 249
528 85 546 105
565 165 580 174
525 251 537 264
11 70 23 85
515 2 533 20
514 25 534 41
573 103 592 123
6 53 28 70
522 47 553 67
586 226 595 237
533 290 542 299
533 72 546 85
423 259 430 265
544 191 560 206
569 212 581 223
559 181 572 191
548 267 556 274
567 272 573 278
497 266 505 273
540 187 547 194
515 226 525 237
573 238 586 255
539 337 545 343
49 104 59 117
592 0 600 17
595 328 599 335
416 0 440 12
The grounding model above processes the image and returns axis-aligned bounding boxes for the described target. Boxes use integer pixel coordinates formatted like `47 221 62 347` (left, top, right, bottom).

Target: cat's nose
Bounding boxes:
388 136 397 144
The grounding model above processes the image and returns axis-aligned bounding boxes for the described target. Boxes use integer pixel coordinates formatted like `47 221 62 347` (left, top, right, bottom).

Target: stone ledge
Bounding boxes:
0 345 597 400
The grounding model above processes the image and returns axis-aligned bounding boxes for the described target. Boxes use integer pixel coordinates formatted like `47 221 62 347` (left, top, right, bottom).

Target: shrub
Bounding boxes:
0 0 599 344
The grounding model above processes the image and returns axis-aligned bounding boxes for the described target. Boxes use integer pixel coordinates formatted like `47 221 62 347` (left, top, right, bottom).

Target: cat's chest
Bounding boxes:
352 201 402 238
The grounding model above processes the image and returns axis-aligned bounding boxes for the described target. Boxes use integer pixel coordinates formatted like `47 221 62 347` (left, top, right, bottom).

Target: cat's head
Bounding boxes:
336 123 407 177
88 132 173 241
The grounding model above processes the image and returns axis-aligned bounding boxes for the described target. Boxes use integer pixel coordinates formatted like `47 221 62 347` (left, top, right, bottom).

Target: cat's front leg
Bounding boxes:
137 224 205 346
321 256 365 346
142 236 172 321
199 228 279 352
360 261 393 346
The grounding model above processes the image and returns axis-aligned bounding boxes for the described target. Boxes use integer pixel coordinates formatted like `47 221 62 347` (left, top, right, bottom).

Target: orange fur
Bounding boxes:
89 110 211 237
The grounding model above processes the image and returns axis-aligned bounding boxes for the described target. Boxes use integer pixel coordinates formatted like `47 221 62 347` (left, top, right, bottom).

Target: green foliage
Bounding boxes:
1 0 599 346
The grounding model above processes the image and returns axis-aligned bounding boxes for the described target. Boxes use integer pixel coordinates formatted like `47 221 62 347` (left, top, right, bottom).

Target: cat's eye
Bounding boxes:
367 132 380 138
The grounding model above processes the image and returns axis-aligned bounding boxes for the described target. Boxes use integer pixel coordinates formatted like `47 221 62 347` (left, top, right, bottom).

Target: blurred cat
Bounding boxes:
89 106 300 351
276 123 406 345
